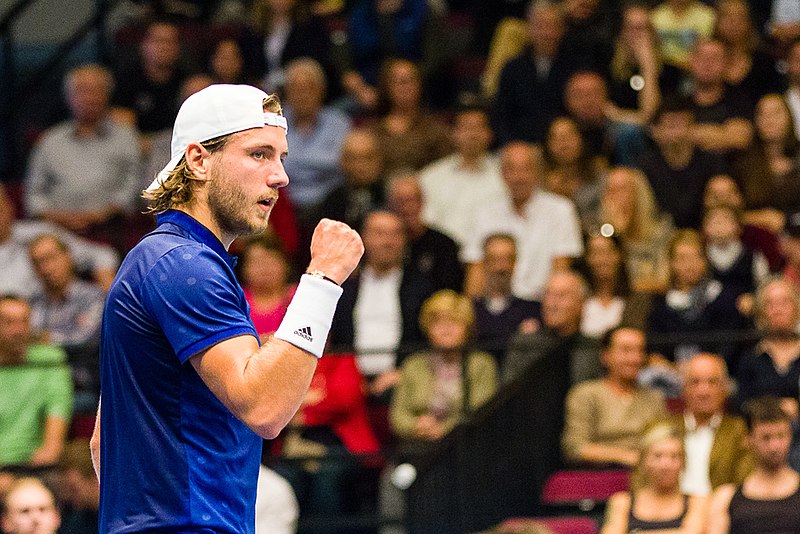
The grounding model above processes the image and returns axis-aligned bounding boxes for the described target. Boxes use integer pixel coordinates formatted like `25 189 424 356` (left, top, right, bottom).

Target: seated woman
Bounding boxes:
390 290 498 451
562 326 667 468
576 232 651 338
239 234 297 340
737 276 800 419
646 229 750 367
601 424 707 534
597 167 674 294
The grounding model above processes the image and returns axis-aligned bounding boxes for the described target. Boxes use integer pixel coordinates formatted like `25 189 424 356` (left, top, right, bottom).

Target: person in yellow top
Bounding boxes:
651 0 716 69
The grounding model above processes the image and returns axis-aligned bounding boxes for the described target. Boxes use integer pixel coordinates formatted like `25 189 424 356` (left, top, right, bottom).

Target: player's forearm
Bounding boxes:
90 399 101 481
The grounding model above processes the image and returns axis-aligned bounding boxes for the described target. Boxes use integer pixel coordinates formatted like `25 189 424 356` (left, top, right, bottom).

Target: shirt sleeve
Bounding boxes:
141 245 258 363
550 200 584 258
44 352 74 421
561 382 596 463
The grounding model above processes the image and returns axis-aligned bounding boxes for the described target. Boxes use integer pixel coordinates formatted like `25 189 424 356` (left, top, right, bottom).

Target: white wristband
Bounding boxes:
274 274 343 358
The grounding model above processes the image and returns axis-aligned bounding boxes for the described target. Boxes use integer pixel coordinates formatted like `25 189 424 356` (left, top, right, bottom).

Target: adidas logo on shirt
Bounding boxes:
294 326 313 342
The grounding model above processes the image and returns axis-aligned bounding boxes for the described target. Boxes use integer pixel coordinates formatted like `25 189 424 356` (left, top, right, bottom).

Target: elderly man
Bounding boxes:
657 353 752 495
0 295 73 468
282 57 352 226
463 141 583 300
329 210 434 399
25 64 140 248
503 270 601 386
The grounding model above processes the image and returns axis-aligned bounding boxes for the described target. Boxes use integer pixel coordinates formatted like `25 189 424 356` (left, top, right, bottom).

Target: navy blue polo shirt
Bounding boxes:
98 210 261 534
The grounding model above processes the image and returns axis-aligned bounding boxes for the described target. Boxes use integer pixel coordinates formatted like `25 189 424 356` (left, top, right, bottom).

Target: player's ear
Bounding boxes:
185 143 212 182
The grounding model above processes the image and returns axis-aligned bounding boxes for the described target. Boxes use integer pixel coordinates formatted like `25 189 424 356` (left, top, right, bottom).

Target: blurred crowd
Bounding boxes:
4 0 800 531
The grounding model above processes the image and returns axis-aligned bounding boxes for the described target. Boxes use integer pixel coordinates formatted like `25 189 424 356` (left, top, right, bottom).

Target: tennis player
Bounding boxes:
90 84 363 533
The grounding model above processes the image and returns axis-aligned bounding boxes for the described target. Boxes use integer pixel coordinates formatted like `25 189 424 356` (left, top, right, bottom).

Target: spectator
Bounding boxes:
601 425 707 534
543 116 605 230
463 142 583 301
504 270 602 387
647 229 749 366
703 174 785 272
685 38 754 155
562 326 667 467
208 37 254 85
386 173 464 292
737 277 800 417
0 295 72 468
0 185 117 296
418 103 505 251
650 0 716 70
785 41 800 140
472 234 540 366
111 19 189 138
597 167 674 294
577 232 651 338
28 234 105 413
318 128 386 233
57 439 99 534
240 233 296 340
703 205 769 299
638 97 726 229
1 477 60 534
492 0 579 145
248 0 332 93
25 64 140 251
731 93 800 214
390 290 498 444
271 352 380 519
560 0 615 74
282 57 351 229
329 211 434 399
714 0 784 105
371 58 451 174
657 353 752 496
708 396 800 533
27 234 105 350
564 70 651 165
345 0 429 90
607 5 674 126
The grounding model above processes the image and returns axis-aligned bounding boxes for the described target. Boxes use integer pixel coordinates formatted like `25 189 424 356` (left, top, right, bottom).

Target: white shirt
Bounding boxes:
353 266 403 377
463 189 584 299
581 296 625 338
419 153 505 251
681 413 722 496
255 466 298 534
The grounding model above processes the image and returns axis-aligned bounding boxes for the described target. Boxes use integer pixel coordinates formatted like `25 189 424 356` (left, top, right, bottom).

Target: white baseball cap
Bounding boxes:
145 84 288 193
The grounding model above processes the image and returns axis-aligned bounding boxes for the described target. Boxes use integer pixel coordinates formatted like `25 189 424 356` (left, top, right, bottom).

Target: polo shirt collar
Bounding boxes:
156 210 237 268
684 412 722 432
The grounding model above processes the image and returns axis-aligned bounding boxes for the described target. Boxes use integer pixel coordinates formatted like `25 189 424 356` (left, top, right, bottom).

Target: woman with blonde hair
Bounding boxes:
598 166 674 293
601 424 707 533
390 290 497 444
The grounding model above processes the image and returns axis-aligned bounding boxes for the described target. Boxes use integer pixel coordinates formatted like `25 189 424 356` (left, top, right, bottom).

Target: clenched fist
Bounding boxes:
306 218 364 285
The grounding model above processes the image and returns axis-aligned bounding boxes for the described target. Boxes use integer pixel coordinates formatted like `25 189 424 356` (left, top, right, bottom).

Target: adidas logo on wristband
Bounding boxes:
293 326 313 342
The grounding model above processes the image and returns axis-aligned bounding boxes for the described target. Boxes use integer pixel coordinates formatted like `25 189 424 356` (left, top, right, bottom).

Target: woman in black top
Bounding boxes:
602 425 707 534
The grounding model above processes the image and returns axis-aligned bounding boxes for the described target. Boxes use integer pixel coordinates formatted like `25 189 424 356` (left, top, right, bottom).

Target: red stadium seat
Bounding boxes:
541 469 630 511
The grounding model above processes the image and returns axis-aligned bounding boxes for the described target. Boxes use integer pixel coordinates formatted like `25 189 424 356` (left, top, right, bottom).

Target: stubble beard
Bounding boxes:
207 167 271 239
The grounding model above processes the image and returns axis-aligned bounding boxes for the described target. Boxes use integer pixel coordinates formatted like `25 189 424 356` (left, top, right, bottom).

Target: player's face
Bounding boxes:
206 125 289 239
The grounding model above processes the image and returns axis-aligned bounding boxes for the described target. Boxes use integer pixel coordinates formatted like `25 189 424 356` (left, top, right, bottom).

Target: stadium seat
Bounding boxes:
541 469 630 511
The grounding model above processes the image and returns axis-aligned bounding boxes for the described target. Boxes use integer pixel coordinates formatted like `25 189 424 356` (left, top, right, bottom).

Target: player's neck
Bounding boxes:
175 204 234 250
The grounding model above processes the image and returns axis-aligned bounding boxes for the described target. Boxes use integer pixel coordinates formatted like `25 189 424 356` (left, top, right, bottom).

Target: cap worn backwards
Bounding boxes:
145 84 288 193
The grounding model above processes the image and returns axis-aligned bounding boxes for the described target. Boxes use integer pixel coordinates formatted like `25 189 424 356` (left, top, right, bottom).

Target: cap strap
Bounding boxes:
264 112 288 131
